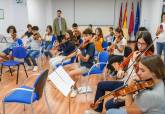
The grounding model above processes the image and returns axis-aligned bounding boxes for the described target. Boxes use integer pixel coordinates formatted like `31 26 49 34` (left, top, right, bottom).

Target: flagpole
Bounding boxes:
113 0 116 26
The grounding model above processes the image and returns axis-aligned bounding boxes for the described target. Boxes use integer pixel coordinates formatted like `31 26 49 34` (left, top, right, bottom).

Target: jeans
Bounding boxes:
106 107 127 114
94 81 124 112
43 41 53 58
156 42 165 64
25 50 40 66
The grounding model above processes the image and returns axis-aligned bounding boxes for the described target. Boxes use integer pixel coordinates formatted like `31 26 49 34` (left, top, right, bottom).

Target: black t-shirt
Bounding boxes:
61 40 75 56
80 43 95 68
25 31 33 38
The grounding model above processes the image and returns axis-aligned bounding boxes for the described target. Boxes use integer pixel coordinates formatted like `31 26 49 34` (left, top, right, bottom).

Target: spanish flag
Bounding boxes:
122 1 129 40
123 1 128 28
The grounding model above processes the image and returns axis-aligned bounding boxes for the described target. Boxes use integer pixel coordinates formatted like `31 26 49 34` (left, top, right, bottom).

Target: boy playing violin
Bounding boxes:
63 28 95 97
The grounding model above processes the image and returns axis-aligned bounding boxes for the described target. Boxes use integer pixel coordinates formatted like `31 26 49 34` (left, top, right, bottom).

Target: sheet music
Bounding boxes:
56 66 75 87
48 66 75 97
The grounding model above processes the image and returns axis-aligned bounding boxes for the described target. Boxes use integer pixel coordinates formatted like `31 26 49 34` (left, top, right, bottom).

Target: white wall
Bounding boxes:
51 0 74 28
141 0 163 38
0 0 164 39
27 0 47 35
0 0 28 36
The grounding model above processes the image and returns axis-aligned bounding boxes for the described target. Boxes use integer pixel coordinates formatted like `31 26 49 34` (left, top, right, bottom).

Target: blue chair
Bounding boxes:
83 51 109 77
2 69 52 114
102 40 108 50
81 51 109 94
0 46 28 84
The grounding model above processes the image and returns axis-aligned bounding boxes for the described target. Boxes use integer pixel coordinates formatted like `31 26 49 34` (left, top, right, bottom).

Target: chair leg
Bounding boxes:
0 64 3 81
22 63 28 78
2 102 5 114
85 76 90 101
16 65 20 84
44 88 52 114
24 104 26 111
30 104 35 114
9 66 13 76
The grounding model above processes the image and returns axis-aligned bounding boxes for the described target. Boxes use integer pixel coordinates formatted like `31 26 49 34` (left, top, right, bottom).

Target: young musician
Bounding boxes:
49 30 76 70
107 55 165 114
105 27 127 77
24 26 41 71
64 28 95 97
72 23 82 46
85 31 154 114
93 27 104 52
0 33 23 60
104 27 114 46
42 25 56 58
21 24 33 38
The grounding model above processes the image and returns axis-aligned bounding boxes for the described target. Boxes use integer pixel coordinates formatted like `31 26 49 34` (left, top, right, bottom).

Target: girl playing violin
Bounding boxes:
107 55 165 114
93 27 104 52
85 30 154 114
105 27 127 77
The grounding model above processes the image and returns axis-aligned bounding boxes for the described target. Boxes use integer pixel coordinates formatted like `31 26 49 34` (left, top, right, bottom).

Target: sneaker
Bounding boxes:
26 66 33 70
85 109 101 114
33 66 38 72
70 88 78 98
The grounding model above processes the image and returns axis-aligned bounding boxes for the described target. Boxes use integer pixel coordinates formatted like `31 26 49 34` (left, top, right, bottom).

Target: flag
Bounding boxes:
118 2 123 28
123 1 128 28
134 1 140 36
128 2 134 36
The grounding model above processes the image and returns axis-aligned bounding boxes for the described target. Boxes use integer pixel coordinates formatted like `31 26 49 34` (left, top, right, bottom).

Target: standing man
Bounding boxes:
53 10 67 43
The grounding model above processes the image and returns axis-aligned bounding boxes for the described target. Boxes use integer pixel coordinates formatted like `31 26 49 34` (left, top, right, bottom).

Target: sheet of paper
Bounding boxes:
56 66 75 87
48 66 75 97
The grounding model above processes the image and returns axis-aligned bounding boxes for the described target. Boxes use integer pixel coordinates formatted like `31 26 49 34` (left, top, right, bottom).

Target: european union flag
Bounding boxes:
134 2 140 36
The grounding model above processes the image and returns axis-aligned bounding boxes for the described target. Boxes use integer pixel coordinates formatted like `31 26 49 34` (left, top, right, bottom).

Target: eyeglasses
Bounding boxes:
137 42 147 46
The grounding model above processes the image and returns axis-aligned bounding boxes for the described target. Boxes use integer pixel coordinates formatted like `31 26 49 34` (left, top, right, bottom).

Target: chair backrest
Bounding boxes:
12 46 27 59
98 51 109 70
124 46 132 57
51 35 56 45
102 40 108 49
33 69 49 99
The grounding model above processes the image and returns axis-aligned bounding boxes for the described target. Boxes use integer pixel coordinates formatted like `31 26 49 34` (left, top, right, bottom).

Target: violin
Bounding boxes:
90 79 154 109
108 37 121 54
79 40 90 50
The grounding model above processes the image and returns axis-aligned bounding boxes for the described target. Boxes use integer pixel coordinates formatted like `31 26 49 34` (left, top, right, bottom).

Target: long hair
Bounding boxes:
95 27 103 38
135 31 154 53
7 25 17 33
141 55 165 81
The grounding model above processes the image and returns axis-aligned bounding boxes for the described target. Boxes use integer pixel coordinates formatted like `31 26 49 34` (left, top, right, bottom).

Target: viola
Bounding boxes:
90 79 154 109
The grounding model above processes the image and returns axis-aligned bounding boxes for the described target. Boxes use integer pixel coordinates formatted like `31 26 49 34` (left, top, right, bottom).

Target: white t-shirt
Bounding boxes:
157 22 165 43
44 34 52 41
114 37 127 56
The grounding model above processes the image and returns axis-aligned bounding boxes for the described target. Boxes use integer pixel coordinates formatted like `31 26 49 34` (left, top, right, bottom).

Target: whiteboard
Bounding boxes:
75 0 115 26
